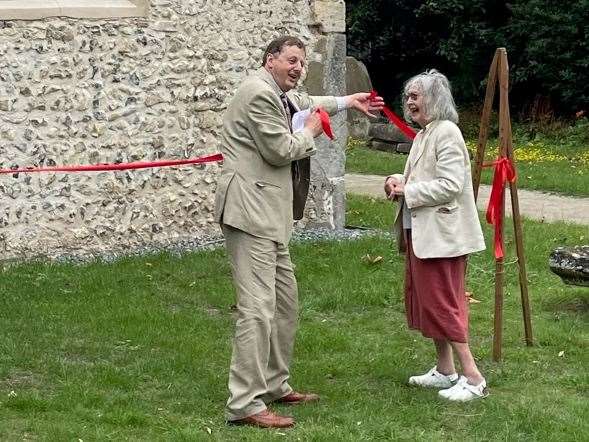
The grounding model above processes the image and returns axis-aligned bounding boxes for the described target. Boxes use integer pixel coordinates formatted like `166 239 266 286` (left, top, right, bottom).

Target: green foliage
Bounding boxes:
346 116 589 196
505 0 589 113
346 0 589 116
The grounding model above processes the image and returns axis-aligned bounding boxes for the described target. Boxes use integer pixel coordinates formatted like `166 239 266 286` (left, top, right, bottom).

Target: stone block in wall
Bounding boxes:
346 56 372 139
310 0 345 33
303 33 347 231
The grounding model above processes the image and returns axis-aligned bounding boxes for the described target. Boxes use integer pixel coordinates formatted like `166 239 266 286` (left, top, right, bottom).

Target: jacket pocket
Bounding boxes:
255 181 281 190
436 205 458 214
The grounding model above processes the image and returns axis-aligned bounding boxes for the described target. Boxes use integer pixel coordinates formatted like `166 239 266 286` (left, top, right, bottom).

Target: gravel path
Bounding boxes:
346 173 589 225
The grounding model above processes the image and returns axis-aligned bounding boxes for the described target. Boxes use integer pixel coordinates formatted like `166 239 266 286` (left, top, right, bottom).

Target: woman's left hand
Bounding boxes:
391 181 405 197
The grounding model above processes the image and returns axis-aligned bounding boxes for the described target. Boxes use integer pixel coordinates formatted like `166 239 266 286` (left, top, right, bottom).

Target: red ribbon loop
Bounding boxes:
483 156 517 259
0 153 224 175
316 107 334 140
369 90 417 140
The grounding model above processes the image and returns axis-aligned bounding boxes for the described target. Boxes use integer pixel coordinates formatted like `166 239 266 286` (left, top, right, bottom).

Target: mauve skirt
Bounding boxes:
404 230 469 343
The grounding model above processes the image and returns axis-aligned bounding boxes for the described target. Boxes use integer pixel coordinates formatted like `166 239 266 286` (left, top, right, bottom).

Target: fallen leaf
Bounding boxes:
465 292 481 303
361 254 383 265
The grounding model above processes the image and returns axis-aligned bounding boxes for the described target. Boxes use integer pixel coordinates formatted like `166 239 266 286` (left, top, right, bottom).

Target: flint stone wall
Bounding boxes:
0 0 347 260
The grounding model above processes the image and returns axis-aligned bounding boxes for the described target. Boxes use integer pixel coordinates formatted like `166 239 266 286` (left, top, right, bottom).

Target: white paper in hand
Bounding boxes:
291 109 311 134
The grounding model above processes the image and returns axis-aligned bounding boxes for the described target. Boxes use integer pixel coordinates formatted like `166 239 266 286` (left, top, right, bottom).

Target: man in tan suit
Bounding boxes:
215 36 382 428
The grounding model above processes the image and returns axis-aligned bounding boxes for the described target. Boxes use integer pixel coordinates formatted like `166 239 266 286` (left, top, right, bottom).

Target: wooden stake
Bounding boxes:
497 50 534 347
472 48 534 362
473 50 499 203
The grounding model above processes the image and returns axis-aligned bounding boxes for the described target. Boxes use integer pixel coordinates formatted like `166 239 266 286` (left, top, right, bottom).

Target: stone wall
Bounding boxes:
0 0 347 260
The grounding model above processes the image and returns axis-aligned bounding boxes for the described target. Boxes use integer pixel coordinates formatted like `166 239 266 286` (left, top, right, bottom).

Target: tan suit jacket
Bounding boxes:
393 120 485 259
214 68 338 245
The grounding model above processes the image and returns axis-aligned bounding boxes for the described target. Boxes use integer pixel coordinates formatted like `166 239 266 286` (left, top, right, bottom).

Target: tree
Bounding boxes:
346 0 588 116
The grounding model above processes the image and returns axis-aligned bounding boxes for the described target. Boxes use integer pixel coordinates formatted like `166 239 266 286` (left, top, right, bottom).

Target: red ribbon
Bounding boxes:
483 156 517 259
0 153 223 175
369 90 417 140
316 107 334 140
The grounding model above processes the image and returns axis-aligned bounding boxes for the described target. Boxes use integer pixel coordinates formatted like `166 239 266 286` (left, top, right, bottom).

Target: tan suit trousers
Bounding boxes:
222 224 298 421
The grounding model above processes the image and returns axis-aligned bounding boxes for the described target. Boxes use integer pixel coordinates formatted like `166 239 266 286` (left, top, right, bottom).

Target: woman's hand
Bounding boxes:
391 181 405 197
384 176 401 201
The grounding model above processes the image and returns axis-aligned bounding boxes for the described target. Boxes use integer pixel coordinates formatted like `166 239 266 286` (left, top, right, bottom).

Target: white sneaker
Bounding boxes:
439 376 489 402
408 366 459 389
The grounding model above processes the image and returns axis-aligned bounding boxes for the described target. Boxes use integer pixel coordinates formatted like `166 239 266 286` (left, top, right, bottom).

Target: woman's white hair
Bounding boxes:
403 69 459 124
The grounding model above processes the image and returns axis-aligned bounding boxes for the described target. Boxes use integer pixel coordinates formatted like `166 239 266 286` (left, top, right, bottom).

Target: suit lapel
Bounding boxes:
409 131 426 170
255 68 308 220
408 121 438 171
285 93 300 113
256 68 291 123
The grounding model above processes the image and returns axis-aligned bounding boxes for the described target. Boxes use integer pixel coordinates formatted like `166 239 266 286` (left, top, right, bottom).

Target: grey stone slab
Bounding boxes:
369 122 413 143
346 56 373 139
396 143 412 154
369 140 397 153
549 245 589 286
304 33 347 230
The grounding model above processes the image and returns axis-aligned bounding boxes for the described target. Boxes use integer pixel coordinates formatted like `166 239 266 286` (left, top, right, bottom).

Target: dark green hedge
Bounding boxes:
346 0 588 117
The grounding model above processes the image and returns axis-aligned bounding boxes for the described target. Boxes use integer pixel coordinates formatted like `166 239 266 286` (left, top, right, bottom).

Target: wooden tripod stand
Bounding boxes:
471 48 534 362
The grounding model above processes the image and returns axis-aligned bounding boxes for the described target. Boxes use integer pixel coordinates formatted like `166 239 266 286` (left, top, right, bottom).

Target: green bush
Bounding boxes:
346 0 588 117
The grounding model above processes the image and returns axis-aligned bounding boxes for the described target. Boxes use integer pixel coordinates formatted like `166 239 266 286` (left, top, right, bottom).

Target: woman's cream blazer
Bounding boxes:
392 120 485 259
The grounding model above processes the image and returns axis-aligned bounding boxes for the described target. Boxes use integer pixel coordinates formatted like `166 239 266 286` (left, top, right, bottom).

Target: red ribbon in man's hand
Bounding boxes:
316 107 334 140
369 90 417 140
484 156 517 259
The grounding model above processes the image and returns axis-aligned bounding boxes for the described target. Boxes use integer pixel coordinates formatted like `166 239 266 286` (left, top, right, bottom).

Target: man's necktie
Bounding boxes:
280 93 292 132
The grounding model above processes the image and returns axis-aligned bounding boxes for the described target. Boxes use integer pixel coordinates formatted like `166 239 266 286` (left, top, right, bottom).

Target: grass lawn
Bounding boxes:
346 118 589 197
1 195 587 440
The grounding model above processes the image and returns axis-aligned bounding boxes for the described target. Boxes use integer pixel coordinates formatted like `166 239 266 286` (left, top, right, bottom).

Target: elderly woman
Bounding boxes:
385 70 488 402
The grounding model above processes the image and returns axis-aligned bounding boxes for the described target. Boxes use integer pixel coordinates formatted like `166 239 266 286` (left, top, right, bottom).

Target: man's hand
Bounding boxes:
304 111 324 138
346 92 385 118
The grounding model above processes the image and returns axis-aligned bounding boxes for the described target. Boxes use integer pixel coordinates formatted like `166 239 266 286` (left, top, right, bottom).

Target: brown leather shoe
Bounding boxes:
229 409 294 428
275 391 320 405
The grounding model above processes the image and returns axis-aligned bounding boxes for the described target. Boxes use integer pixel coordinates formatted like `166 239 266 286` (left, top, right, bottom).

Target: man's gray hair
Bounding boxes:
403 69 459 124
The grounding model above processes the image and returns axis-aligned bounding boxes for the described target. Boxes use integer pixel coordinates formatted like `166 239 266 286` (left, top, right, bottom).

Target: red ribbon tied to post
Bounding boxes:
316 107 334 140
484 156 516 259
369 90 417 140
0 153 223 175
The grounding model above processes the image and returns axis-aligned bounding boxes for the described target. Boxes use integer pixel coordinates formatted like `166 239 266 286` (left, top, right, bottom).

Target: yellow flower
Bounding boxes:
513 145 566 162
